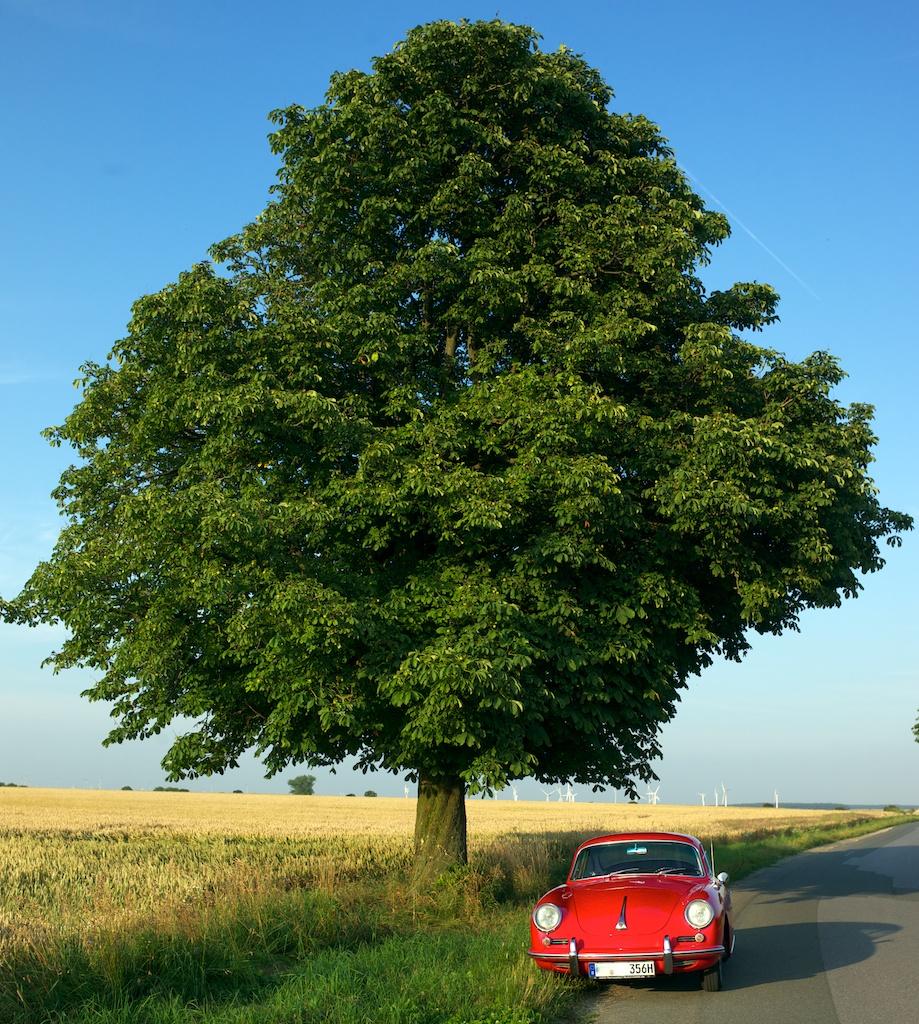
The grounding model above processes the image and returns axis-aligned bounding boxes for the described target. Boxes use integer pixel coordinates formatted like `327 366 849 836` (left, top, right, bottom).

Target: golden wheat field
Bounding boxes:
0 785 886 838
0 787 892 952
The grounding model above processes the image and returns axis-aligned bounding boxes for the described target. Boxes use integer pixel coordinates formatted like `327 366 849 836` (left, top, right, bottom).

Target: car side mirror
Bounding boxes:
717 871 730 886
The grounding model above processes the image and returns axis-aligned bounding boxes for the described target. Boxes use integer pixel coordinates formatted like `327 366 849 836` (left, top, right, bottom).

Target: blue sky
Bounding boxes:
1 0 916 805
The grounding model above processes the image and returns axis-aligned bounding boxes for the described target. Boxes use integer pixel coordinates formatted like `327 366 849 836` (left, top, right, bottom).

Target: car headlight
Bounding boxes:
685 899 715 929
533 902 563 932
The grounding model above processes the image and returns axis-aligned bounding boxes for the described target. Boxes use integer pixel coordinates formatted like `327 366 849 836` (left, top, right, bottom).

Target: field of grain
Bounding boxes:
0 786 891 946
0 785 887 838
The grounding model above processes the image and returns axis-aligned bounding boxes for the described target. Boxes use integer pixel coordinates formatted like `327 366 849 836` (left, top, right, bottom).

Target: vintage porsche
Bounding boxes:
528 831 733 991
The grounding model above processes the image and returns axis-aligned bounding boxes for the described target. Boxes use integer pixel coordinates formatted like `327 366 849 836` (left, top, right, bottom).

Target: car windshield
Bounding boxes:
570 840 705 880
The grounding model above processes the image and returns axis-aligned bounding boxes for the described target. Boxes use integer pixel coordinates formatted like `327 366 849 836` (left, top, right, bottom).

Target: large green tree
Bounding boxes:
2 21 910 884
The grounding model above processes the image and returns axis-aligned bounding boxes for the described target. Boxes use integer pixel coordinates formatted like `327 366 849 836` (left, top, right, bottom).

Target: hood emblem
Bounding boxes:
616 895 628 930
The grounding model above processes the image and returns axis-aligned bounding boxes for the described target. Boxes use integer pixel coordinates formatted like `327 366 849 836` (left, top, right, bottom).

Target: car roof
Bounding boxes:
574 831 703 850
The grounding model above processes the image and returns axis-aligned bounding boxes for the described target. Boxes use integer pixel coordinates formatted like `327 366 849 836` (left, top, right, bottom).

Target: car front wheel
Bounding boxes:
702 959 723 992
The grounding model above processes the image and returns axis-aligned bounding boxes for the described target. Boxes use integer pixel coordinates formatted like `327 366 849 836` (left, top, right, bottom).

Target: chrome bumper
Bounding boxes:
529 936 726 977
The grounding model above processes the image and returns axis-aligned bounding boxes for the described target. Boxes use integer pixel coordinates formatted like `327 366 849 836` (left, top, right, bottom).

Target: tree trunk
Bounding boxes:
411 770 468 889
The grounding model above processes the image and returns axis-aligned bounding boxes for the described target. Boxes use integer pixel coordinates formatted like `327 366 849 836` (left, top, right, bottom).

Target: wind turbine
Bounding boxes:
404 784 410 799
510 784 519 801
565 784 577 803
699 792 706 806
713 787 719 807
650 785 661 805
774 789 779 809
721 783 729 808
540 788 554 802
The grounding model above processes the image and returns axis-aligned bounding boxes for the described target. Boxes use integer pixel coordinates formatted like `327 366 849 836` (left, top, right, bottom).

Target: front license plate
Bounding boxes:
589 961 656 979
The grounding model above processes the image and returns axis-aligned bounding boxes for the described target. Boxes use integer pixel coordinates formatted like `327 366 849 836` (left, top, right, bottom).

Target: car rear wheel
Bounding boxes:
702 959 723 992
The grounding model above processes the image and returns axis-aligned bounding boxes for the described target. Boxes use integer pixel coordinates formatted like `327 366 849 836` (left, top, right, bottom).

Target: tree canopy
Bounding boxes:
287 774 316 796
2 20 910 882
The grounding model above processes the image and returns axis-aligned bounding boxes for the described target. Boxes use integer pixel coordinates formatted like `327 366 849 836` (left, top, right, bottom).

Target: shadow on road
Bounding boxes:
732 824 919 905
718 824 916 989
731 918 900 987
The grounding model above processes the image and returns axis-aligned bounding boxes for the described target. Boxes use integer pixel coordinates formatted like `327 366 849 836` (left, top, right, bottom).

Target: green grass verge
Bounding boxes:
1 814 911 1024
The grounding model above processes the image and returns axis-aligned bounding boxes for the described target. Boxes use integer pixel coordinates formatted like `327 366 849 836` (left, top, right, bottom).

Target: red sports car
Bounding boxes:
528 831 733 991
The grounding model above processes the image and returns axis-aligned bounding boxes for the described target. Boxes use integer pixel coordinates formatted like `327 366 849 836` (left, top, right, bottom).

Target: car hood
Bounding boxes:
568 877 705 937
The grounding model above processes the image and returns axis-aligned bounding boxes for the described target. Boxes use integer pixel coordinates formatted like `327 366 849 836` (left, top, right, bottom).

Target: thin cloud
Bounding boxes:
0 363 61 386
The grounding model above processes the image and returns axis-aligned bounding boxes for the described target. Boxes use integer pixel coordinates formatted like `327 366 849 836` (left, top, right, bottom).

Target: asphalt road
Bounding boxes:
585 821 919 1024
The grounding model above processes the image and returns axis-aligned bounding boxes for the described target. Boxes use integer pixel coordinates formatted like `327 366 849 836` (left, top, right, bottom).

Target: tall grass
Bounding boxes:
0 814 580 1024
1 853 578 1024
0 790 909 1023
